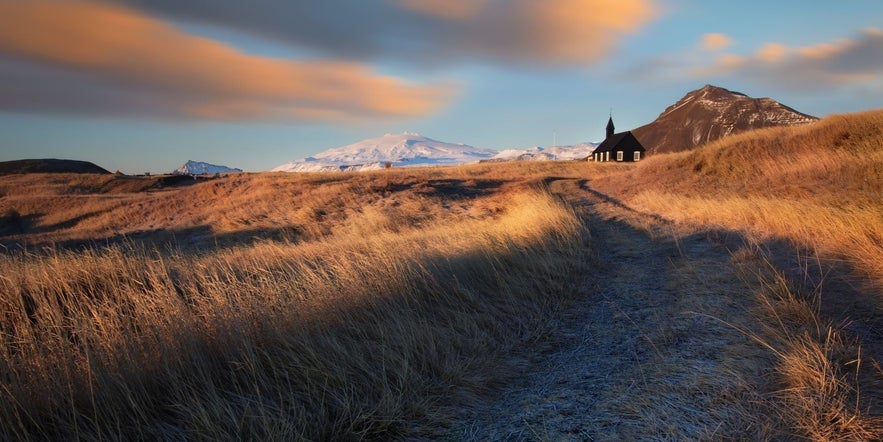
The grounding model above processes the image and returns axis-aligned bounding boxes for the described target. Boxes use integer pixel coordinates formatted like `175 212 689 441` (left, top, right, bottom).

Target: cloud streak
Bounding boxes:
0 0 657 121
0 0 450 121
699 29 883 90
120 0 657 66
633 29 883 95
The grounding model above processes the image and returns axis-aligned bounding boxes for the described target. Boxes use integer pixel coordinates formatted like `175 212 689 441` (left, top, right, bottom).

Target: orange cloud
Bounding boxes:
755 43 788 62
795 39 851 59
682 28 883 90
717 54 746 69
0 0 449 121
519 0 657 62
699 33 734 52
108 0 657 67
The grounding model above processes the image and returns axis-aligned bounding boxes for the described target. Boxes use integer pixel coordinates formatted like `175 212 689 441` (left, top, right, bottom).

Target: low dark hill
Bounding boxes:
0 159 110 175
632 85 818 155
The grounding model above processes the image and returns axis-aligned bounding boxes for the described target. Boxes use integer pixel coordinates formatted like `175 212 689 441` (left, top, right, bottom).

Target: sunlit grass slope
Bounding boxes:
0 162 592 248
594 109 883 440
0 164 591 439
597 109 883 286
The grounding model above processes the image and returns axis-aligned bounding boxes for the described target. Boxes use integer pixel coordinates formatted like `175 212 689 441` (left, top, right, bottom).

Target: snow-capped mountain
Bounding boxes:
174 160 242 175
271 133 496 172
491 142 599 162
632 85 818 154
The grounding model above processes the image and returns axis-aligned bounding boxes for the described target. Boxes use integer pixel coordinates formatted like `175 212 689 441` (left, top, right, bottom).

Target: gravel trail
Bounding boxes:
444 179 776 441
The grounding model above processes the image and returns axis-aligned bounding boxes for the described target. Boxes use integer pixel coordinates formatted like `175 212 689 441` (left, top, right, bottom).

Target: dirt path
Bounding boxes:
443 179 777 440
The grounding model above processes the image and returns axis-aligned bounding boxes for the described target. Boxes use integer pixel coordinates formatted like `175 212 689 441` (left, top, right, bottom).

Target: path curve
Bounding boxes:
444 179 776 441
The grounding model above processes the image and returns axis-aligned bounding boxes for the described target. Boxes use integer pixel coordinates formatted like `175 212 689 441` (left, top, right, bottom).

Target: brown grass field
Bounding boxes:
1 109 882 439
593 109 883 439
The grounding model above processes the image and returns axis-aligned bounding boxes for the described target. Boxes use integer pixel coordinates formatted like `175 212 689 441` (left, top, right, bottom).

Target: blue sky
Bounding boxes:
1 0 882 174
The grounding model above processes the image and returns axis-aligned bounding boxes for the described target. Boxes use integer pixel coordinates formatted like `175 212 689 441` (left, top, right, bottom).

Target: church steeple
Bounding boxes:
606 114 615 139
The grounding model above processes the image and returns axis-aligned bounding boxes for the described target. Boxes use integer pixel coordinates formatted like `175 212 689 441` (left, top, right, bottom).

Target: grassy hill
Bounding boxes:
1 111 882 439
593 109 883 438
0 162 595 439
596 109 883 286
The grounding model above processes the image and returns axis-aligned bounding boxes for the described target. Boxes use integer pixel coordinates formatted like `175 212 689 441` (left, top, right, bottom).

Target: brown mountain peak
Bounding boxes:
632 85 818 154
695 84 749 99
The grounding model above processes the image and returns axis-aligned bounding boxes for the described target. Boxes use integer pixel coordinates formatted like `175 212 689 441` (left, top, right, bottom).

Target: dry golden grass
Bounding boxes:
628 194 883 280
593 109 883 440
733 253 883 441
3 109 882 439
597 109 883 290
0 164 591 439
591 110 883 285
0 161 595 248
612 110 883 202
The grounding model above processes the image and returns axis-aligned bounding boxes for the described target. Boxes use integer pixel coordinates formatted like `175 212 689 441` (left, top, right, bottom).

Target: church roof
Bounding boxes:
593 131 646 154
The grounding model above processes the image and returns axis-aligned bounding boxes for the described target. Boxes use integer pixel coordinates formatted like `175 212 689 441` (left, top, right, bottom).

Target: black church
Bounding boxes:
591 116 646 162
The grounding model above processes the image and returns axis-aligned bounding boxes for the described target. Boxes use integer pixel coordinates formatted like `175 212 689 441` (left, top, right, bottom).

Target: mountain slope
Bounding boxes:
272 133 496 172
0 159 110 175
174 160 242 175
632 85 818 154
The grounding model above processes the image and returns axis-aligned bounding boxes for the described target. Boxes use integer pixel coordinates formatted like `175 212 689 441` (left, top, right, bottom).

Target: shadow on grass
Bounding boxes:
758 239 883 415
0 209 588 440
579 180 883 418
0 224 306 255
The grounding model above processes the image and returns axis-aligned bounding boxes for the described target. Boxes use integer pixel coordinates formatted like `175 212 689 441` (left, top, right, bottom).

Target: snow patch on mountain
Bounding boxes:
271 133 497 172
174 160 242 175
490 143 598 162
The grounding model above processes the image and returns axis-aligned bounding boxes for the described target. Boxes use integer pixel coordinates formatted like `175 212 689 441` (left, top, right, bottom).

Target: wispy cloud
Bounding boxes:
0 0 450 121
631 28 883 95
697 29 883 91
699 33 734 52
119 0 658 66
0 0 657 121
